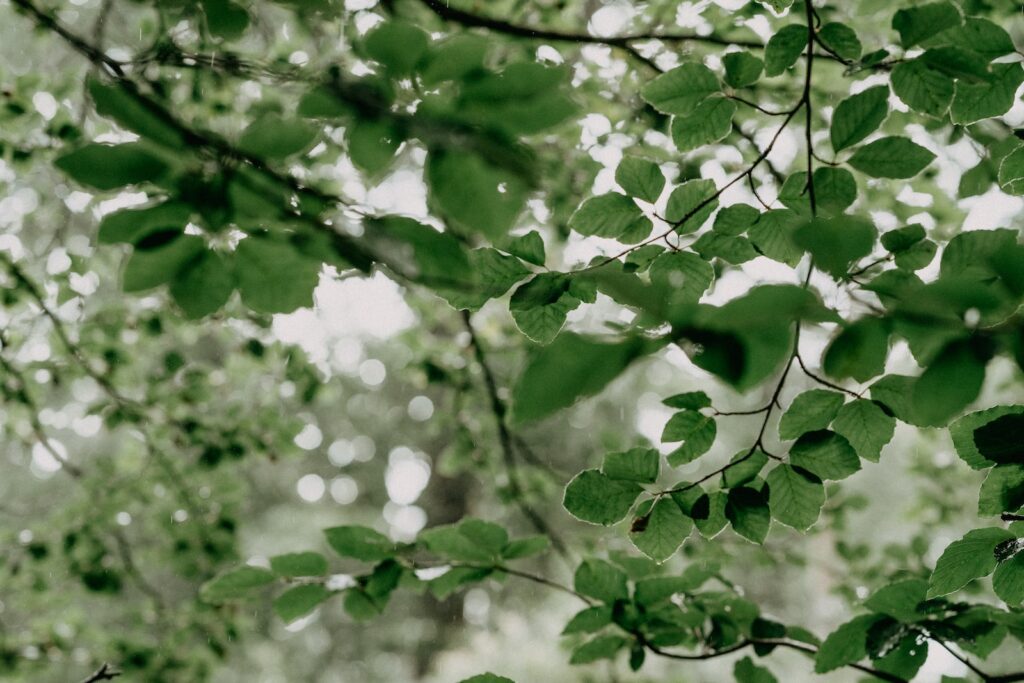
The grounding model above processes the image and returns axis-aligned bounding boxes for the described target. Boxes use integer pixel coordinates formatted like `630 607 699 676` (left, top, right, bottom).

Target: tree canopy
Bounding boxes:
2 0 1024 681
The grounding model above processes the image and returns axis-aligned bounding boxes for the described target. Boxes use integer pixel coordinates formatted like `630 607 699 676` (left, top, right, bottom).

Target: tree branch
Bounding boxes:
79 663 121 683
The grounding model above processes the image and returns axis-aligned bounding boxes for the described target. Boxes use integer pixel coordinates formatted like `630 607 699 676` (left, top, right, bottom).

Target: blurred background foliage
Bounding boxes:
1 0 1023 681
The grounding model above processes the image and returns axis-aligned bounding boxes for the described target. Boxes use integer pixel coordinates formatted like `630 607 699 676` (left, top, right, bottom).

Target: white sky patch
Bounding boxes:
588 4 633 37
296 473 326 502
385 447 430 505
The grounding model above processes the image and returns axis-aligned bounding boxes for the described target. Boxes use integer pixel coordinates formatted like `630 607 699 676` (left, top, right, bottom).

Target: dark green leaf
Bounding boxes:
574 559 628 603
55 143 168 190
270 552 328 578
975 414 1024 465
823 317 890 383
426 149 528 240
640 63 719 115
324 526 395 562
665 179 718 233
848 137 935 179
767 465 824 531
993 552 1024 605
569 634 627 664
671 96 736 152
629 497 692 563
789 430 861 480
928 528 1016 598
979 465 1024 517
815 614 883 672
235 235 321 314
568 193 650 242
951 62 1024 125
892 2 962 48
764 25 808 77
615 157 665 203
779 389 846 440
562 605 613 635
170 251 234 319
563 469 642 526
200 566 275 602
793 215 876 278
274 584 330 622
603 448 660 484
238 114 318 160
891 59 954 118
734 655 778 683
831 399 895 462
512 333 654 423
911 339 988 427
364 20 429 75
723 52 764 88
818 23 862 60
830 86 889 153
725 486 770 544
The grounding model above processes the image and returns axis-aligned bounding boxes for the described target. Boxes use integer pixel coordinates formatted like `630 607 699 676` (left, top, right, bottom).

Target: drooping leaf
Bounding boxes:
55 143 169 190
892 2 962 48
928 528 1016 598
273 584 331 623
818 22 862 60
363 20 430 75
629 497 692 563
270 552 328 578
911 338 988 427
324 525 395 562
640 63 719 115
823 318 890 383
235 235 321 314
563 469 642 526
767 465 825 531
671 96 736 152
831 399 895 462
615 157 665 203
848 137 936 179
200 566 276 602
603 448 660 484
978 465 1024 517
815 613 885 672
788 430 861 481
723 52 764 88
574 559 629 603
238 114 318 160
568 193 650 242
993 552 1024 605
512 333 654 424
830 86 889 153
662 411 717 466
764 25 807 77
725 486 770 544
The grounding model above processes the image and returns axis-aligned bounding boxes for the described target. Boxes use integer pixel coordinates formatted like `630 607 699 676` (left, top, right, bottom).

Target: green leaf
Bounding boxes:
568 193 650 242
459 674 515 683
951 406 1024 469
87 78 184 148
426 149 528 240
615 157 665 203
419 34 488 85
911 339 988 427
662 411 717 466
975 414 1024 465
98 202 191 245
998 145 1024 196
273 584 330 623
830 86 889 153
122 233 204 293
420 519 508 563
951 63 1024 125
443 248 528 311
823 317 890 382
865 579 927 622
789 431 861 481
603 448 660 484
686 490 729 538
891 59 954 118
764 25 807 77
721 450 769 489
170 250 234 319
629 497 692 563
368 216 471 288
671 96 736 152
748 209 803 266
364 20 429 75
714 204 759 236
640 63 719 115
793 216 876 278
508 273 578 344
725 486 770 544
501 231 545 267
563 469 642 526
979 465 1024 517
692 234 757 265
574 559 628 603
562 605 613 634
324 525 395 562
734 656 778 683
200 566 275 602
818 22 862 60
831 399 895 462
569 634 627 664
993 552 1024 605
723 52 763 88
665 179 718 234
848 136 935 179
347 117 401 174
428 567 492 599
270 552 328 577
201 0 249 40
55 143 168 191
767 465 824 531
512 333 653 424
892 2 962 48
501 535 550 560
238 114 317 160
648 250 714 302
235 235 321 314
779 389 846 440
928 528 1016 598
662 391 711 410
815 613 884 672
939 18 1015 59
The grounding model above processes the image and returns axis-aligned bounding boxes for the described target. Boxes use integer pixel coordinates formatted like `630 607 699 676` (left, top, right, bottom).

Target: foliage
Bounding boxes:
2 0 1024 681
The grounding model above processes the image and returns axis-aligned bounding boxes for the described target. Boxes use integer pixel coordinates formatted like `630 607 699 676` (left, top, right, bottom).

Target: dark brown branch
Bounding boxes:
461 311 571 560
79 663 121 683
